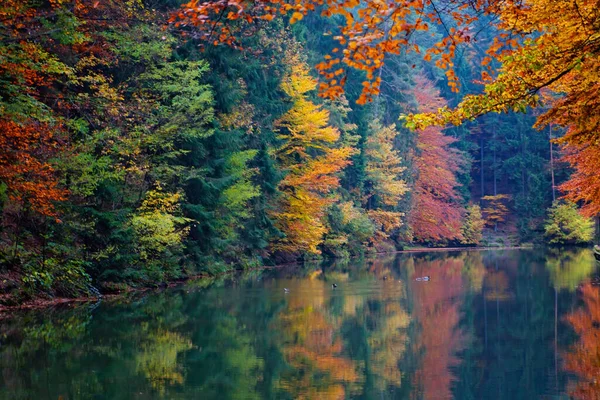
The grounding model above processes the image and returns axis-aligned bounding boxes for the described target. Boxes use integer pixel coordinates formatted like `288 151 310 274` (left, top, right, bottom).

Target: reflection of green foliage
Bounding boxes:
461 252 486 291
545 248 596 291
0 251 582 399
135 328 193 394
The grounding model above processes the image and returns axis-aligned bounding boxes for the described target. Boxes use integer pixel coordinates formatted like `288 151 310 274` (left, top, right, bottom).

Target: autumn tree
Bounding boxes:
559 144 600 218
171 0 497 103
363 120 409 242
272 54 354 254
172 0 600 217
409 75 465 243
0 1 76 218
460 204 485 246
481 194 510 231
402 1 600 219
0 120 67 217
544 202 594 246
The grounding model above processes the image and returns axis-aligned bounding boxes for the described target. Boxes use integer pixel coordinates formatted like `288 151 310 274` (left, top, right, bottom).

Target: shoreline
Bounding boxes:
0 245 527 314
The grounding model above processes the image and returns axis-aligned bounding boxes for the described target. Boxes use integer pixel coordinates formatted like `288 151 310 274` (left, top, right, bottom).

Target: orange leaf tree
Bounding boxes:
481 194 510 230
272 54 354 254
0 120 67 217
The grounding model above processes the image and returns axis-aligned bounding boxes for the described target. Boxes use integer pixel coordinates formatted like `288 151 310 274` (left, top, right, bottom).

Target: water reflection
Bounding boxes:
564 283 600 399
1 248 598 399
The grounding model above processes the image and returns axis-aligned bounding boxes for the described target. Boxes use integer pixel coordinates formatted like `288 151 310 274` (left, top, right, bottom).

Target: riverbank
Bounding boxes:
0 245 530 314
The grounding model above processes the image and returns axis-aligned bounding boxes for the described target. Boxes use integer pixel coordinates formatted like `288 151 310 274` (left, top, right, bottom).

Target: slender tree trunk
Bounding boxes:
480 136 485 201
492 120 497 197
493 143 497 196
554 287 558 391
521 125 526 199
13 211 21 262
549 124 556 203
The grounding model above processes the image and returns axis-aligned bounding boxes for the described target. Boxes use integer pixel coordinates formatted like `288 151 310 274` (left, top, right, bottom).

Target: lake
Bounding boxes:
1 248 599 399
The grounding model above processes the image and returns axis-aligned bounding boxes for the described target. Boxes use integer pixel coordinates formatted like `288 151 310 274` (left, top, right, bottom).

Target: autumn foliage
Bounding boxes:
481 194 510 229
171 0 492 103
409 76 464 243
0 119 67 216
559 144 600 218
273 56 353 254
364 121 408 241
401 0 600 217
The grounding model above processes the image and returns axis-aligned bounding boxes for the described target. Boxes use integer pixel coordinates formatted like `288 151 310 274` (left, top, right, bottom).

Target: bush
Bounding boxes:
322 202 375 256
22 258 92 298
544 202 594 245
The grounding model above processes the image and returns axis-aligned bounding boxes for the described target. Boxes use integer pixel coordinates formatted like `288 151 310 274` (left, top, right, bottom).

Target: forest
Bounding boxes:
1 0 599 302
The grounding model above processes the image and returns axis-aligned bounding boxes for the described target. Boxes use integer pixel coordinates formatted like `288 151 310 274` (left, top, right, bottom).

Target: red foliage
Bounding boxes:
409 76 465 242
0 119 67 216
559 143 600 218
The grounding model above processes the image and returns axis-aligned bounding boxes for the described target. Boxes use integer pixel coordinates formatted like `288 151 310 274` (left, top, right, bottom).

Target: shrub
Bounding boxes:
544 202 594 245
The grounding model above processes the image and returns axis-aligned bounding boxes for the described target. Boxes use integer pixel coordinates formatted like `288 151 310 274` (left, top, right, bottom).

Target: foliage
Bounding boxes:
272 54 353 254
130 189 189 272
0 0 589 297
409 75 465 243
0 120 67 216
545 248 596 292
400 0 600 219
364 121 408 208
171 0 494 103
544 202 594 245
363 120 408 241
481 194 510 229
460 204 485 246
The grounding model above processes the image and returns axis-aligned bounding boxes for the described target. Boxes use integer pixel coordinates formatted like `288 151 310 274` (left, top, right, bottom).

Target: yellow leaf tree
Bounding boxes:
272 54 354 255
363 120 409 241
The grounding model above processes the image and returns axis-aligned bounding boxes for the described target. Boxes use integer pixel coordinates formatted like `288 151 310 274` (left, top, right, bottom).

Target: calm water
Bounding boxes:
2 249 599 400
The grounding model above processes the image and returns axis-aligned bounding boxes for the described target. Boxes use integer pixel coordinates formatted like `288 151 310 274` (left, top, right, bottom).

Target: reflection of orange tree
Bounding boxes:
564 283 600 400
410 257 467 400
277 280 360 399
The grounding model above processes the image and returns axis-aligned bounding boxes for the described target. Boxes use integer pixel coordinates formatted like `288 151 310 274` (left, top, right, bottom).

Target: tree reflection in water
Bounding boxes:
564 283 600 400
0 249 596 399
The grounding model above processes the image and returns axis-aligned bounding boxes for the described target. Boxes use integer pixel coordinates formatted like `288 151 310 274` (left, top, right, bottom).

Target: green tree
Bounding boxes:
544 202 594 245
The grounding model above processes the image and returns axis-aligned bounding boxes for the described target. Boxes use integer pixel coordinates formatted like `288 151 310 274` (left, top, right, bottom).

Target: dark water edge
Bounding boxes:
0 246 522 312
1 248 598 399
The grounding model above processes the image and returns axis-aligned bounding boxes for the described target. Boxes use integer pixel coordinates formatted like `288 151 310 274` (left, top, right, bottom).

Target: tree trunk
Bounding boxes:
549 124 556 203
